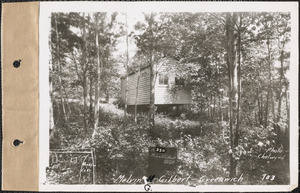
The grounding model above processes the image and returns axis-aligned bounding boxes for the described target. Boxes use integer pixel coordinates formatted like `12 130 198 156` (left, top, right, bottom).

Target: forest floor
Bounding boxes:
99 100 200 128
48 100 290 185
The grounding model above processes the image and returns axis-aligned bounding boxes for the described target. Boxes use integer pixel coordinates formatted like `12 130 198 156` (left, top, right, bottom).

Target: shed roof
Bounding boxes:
120 65 150 79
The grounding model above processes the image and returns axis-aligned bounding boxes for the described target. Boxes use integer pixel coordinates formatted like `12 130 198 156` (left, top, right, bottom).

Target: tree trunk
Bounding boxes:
83 76 88 130
257 91 263 126
149 62 155 129
49 68 55 131
89 77 94 124
94 13 101 130
212 94 216 120
277 48 285 122
257 93 261 124
235 16 242 148
260 91 264 125
226 12 238 178
284 82 289 141
149 13 155 130
82 13 88 132
124 13 129 119
62 85 71 117
217 62 223 122
105 89 109 102
220 91 224 122
54 14 68 123
265 37 275 128
49 35 55 131
264 92 269 128
210 94 213 120
274 47 285 144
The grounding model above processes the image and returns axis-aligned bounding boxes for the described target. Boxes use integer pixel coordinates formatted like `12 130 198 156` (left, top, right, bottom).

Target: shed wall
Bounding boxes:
121 67 191 105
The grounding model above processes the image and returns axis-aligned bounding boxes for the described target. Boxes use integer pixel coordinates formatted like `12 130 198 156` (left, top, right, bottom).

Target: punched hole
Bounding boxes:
13 60 21 68
13 139 23 147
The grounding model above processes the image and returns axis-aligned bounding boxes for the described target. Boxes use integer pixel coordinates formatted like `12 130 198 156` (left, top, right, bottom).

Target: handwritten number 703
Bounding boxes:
261 174 275 181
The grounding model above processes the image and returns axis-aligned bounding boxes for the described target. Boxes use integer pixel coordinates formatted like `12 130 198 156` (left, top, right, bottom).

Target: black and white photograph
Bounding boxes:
38 2 298 191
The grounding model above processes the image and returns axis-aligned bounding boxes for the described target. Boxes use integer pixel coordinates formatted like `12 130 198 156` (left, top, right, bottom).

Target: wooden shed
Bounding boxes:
121 65 191 112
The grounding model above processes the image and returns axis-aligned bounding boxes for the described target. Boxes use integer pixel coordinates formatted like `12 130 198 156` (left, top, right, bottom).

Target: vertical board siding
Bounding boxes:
121 66 191 105
124 67 151 105
138 68 151 104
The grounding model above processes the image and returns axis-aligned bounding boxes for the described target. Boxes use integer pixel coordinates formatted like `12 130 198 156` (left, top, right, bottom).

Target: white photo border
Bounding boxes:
39 1 299 191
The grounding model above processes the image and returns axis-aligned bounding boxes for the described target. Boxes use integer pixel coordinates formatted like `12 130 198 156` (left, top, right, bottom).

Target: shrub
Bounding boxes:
49 103 288 185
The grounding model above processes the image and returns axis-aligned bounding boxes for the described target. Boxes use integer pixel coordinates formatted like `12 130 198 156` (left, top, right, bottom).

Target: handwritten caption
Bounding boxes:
257 146 287 162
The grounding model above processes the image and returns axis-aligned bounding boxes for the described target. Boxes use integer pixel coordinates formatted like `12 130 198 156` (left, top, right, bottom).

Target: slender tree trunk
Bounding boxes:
149 13 155 130
264 93 269 127
260 91 264 125
217 62 223 122
213 94 216 120
274 47 285 144
54 14 68 123
257 93 261 125
134 68 141 123
285 83 289 138
257 91 263 126
49 67 55 131
49 38 55 131
83 76 88 130
220 91 223 122
82 13 88 132
255 108 258 126
124 13 129 119
55 100 60 127
226 12 234 178
105 89 109 101
94 13 101 129
62 85 71 116
277 48 285 122
235 17 242 148
59 96 68 121
218 94 221 121
265 37 275 128
226 12 238 178
89 77 94 124
210 94 213 120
